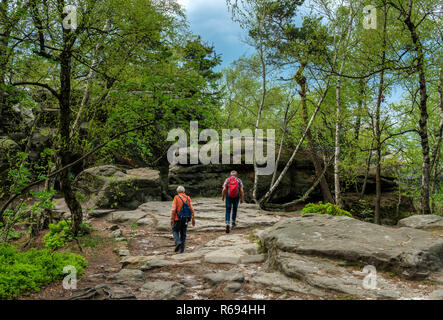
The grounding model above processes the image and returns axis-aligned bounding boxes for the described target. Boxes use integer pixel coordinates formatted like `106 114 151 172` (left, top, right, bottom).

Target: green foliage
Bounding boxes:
302 202 353 218
0 150 57 243
0 243 87 299
44 220 91 251
256 240 267 254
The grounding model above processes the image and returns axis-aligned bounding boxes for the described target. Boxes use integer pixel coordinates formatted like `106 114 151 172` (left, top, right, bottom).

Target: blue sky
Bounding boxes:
177 0 404 102
177 0 251 70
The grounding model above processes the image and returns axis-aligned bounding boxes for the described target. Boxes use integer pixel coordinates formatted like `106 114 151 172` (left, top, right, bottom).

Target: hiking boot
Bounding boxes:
232 221 236 229
174 242 181 253
226 223 230 234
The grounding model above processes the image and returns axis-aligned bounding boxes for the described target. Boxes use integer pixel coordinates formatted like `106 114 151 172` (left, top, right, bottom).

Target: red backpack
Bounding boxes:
227 176 240 198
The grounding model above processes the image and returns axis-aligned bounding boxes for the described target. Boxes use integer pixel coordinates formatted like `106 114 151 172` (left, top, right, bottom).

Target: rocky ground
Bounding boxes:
26 198 443 300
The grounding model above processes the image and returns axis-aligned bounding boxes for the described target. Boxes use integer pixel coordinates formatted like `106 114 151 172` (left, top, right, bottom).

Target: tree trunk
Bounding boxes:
359 142 373 199
296 65 334 204
260 76 332 205
334 67 343 208
333 4 354 208
59 30 83 235
403 0 431 215
252 31 266 203
0 28 10 135
374 2 387 225
71 20 110 138
430 67 443 213
271 101 290 187
354 79 365 142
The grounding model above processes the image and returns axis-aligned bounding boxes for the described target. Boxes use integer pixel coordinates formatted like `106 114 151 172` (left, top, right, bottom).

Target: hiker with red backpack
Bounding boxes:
222 171 245 233
170 186 195 253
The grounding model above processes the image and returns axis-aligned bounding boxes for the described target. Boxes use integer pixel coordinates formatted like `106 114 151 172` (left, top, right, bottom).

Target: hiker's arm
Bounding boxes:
189 198 196 226
222 187 227 201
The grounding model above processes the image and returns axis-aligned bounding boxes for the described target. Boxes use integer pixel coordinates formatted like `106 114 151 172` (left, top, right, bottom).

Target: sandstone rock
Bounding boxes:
73 165 162 209
108 269 145 282
224 282 242 293
112 229 122 238
168 137 318 203
179 276 199 287
170 248 213 261
118 250 130 257
261 214 443 279
0 137 20 183
140 281 185 300
251 272 328 297
240 254 265 264
204 248 244 264
203 271 244 286
398 215 443 231
140 259 177 271
70 284 136 300
88 209 115 218
137 216 154 226
107 210 148 225
87 273 106 280
120 255 160 267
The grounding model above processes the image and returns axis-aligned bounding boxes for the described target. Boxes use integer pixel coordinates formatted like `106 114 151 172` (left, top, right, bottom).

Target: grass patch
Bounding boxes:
0 243 87 299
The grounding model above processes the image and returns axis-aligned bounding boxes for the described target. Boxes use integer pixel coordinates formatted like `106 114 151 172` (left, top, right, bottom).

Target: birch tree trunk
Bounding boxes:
252 15 267 203
71 20 110 138
333 4 354 207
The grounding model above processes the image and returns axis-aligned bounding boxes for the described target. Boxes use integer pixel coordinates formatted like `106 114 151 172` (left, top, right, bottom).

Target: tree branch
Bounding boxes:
0 121 154 218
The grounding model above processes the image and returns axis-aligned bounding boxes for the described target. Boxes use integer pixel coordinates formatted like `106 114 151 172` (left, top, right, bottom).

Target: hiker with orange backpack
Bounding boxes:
221 171 245 233
170 186 195 253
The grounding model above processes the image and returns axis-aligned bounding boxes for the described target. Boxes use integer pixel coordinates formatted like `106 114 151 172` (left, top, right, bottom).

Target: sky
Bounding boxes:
176 0 405 102
176 0 251 70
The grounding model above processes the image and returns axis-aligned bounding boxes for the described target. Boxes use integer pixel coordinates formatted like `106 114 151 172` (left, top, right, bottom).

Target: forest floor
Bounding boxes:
19 197 442 300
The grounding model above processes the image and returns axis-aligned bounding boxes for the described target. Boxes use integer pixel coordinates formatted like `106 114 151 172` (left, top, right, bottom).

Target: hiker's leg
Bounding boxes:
180 222 187 253
172 221 181 245
225 196 232 223
232 196 239 223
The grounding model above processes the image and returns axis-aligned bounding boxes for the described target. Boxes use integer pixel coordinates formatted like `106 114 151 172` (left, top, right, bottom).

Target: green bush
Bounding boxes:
302 202 353 218
0 243 87 299
44 220 91 250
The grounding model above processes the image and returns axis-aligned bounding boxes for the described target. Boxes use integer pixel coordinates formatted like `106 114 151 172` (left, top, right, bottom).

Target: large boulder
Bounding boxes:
169 137 319 203
73 165 162 209
261 214 443 280
398 215 443 231
28 127 57 162
169 163 313 204
0 136 20 166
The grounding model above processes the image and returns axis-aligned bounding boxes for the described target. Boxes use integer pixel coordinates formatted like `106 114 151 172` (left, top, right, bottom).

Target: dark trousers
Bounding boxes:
172 220 187 253
225 195 240 223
